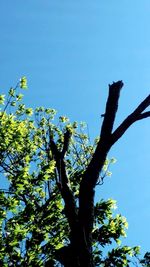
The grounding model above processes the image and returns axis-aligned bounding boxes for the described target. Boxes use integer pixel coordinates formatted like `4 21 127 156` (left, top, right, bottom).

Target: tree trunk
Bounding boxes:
54 81 150 267
56 242 94 267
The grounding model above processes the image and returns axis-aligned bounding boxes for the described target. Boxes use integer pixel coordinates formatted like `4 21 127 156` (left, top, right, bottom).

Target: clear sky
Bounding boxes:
0 0 150 256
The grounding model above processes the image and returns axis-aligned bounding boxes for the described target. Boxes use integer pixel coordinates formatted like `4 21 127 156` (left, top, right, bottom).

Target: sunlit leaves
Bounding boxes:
0 94 5 104
101 246 140 267
25 108 33 116
101 157 117 181
20 76 27 89
93 199 128 247
59 116 69 123
0 80 142 266
9 88 15 97
94 199 117 224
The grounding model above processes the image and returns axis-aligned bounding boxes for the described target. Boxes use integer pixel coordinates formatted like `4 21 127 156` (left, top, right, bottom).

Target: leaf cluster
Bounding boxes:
0 79 146 266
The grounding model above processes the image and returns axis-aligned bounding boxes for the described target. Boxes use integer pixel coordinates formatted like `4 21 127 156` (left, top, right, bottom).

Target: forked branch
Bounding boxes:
111 94 150 145
50 132 78 242
79 81 150 253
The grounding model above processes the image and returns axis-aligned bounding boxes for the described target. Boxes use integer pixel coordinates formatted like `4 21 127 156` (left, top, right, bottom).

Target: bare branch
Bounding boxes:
131 94 150 115
111 95 150 145
78 81 124 251
50 133 78 244
61 129 72 158
137 111 150 120
100 80 124 140
80 80 124 189
78 82 150 254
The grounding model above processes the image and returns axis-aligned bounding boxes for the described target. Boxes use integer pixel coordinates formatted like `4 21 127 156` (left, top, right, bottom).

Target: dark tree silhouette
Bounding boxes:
52 81 150 266
0 79 149 266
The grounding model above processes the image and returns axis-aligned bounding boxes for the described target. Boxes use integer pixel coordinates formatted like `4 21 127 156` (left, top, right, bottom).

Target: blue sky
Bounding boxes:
0 0 150 256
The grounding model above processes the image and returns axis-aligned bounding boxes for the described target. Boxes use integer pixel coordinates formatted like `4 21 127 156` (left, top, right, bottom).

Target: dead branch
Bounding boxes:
61 129 72 157
78 81 150 252
111 95 150 145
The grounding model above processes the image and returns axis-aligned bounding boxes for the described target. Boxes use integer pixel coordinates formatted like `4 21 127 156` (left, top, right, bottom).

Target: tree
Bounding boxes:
0 78 149 266
140 253 150 266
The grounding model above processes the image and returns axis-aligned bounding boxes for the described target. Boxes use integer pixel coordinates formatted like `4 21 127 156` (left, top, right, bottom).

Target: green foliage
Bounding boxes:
100 246 140 267
140 252 150 266
0 79 146 266
20 76 28 89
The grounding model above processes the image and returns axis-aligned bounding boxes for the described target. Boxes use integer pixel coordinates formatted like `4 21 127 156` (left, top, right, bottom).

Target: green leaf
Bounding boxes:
0 94 5 104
